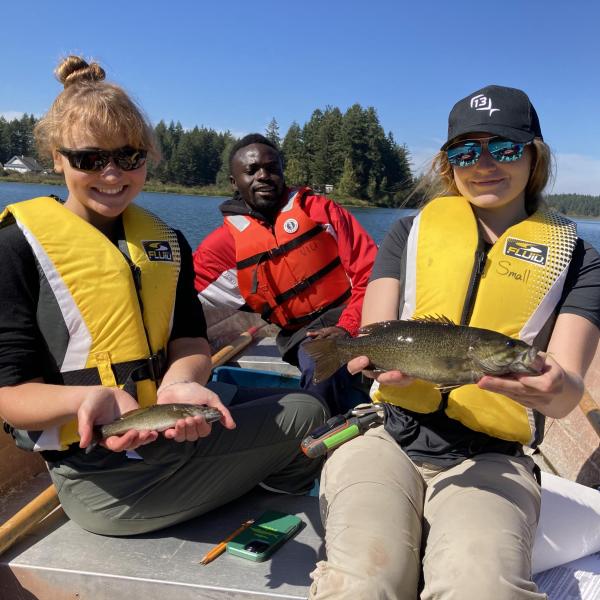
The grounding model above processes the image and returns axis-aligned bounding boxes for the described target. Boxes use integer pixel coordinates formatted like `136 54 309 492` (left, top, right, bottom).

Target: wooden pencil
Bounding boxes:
199 519 255 565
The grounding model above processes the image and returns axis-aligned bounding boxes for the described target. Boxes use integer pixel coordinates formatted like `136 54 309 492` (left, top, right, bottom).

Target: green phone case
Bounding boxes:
226 510 303 562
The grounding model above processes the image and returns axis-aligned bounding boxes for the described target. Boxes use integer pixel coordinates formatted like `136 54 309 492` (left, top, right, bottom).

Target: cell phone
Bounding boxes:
226 510 303 562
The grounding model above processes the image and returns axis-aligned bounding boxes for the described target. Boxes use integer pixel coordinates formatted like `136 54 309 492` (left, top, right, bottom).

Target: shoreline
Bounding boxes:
0 176 373 208
0 176 597 216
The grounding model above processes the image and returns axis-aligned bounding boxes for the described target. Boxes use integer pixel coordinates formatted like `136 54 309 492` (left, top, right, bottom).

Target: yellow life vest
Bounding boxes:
1 196 181 451
372 196 577 446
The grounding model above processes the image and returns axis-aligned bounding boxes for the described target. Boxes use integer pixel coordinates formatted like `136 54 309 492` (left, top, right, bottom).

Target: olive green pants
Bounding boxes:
49 392 327 536
309 426 545 600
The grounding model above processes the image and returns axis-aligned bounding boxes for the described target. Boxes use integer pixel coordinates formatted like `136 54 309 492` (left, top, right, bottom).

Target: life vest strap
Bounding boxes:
60 349 168 387
276 288 352 329
236 225 323 269
273 257 344 305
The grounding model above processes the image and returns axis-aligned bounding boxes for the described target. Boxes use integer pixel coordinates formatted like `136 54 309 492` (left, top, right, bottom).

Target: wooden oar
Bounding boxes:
0 324 265 557
580 389 600 438
0 484 60 556
210 324 265 368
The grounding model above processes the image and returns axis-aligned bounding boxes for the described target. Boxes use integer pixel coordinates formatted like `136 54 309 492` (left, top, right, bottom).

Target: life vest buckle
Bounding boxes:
144 350 167 382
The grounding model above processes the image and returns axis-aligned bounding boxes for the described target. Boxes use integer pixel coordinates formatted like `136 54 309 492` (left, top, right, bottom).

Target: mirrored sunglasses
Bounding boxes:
58 147 147 172
446 137 530 168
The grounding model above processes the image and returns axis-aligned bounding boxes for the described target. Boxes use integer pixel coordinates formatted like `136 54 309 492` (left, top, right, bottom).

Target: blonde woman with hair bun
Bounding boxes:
0 55 327 536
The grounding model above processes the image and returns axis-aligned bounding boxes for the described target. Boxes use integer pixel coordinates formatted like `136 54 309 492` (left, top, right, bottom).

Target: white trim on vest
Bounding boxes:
15 221 92 372
226 215 250 232
400 211 421 320
281 190 297 212
519 265 570 345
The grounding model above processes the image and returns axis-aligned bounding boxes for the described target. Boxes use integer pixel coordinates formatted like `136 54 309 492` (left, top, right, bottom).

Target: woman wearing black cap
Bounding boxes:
309 85 600 599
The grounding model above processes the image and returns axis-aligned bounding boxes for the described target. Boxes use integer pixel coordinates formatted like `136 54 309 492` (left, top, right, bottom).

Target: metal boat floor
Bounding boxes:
1 487 323 600
229 337 300 377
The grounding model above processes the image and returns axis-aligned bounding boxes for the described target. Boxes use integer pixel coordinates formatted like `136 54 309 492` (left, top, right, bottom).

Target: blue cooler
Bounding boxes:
211 366 300 389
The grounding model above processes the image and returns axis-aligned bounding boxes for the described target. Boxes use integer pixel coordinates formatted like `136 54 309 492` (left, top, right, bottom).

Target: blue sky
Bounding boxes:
2 1 599 195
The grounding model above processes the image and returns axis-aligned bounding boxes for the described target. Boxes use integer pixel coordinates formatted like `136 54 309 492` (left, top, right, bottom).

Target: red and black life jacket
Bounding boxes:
224 188 351 330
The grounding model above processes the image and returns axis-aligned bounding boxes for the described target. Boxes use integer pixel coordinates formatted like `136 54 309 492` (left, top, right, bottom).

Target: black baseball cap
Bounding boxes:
441 85 543 150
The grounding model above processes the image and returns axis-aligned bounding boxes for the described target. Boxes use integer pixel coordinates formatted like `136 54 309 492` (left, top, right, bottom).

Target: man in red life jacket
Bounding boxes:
193 134 377 412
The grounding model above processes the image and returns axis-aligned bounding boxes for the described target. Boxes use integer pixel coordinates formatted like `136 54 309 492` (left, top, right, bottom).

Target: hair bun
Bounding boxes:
55 55 106 88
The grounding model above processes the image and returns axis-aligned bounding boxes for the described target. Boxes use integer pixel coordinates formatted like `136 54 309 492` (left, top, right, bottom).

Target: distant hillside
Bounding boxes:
546 194 600 217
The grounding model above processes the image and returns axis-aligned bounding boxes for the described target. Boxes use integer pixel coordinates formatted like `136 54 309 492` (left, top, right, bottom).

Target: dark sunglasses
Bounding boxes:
57 146 147 172
446 137 530 168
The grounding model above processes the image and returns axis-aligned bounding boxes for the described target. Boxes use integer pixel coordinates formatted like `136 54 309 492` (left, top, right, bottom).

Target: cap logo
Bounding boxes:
470 94 500 116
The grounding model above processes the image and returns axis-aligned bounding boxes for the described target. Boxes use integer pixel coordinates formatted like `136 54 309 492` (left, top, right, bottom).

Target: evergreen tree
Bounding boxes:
337 157 361 198
302 109 323 185
216 132 236 188
0 117 10 163
340 104 370 198
265 118 281 148
281 122 309 185
311 107 344 190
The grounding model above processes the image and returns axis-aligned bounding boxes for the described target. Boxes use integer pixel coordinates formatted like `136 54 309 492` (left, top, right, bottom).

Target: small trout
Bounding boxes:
88 403 222 452
303 318 541 387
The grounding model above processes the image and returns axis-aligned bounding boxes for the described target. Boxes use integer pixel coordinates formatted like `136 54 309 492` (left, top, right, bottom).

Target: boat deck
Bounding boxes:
1 329 599 599
2 479 322 600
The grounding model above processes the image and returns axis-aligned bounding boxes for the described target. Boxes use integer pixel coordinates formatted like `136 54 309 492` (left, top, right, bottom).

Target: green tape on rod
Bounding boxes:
322 424 360 449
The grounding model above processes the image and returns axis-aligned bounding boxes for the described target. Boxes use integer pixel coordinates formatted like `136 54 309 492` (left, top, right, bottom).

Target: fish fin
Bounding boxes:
302 338 342 384
85 429 102 455
358 320 399 335
117 407 147 419
411 314 456 326
435 383 462 392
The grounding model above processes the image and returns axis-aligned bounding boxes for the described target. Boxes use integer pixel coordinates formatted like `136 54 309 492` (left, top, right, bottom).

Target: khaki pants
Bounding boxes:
49 392 327 536
309 426 545 600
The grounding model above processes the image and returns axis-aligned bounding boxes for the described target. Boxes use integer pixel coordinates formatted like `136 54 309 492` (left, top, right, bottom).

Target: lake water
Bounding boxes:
1 181 599 250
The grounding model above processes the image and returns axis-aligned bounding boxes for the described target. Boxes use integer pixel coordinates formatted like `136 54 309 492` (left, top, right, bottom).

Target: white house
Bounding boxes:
3 155 43 174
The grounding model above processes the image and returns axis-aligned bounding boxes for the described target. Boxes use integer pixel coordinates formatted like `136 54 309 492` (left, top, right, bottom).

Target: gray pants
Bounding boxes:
309 426 545 600
49 392 327 536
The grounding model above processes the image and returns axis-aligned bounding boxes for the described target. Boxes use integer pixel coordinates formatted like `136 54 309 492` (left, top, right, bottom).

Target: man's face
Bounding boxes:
230 143 285 216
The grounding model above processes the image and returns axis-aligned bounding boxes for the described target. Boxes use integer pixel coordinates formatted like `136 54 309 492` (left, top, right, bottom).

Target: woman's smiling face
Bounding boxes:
53 130 146 230
451 132 532 212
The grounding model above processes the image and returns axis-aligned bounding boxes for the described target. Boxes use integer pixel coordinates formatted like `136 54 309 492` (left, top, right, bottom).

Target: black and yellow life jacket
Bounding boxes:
0 196 181 451
372 195 577 446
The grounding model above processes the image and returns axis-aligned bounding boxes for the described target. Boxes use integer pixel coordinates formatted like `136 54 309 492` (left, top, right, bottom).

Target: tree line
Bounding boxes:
0 107 414 206
545 194 600 217
1 113 598 212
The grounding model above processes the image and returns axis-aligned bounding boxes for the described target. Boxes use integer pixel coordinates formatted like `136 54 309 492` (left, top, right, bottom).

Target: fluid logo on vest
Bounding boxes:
504 238 548 266
142 240 173 262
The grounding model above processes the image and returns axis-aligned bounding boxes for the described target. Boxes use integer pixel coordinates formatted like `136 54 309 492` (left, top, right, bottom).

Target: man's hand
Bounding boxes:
306 326 350 340
157 381 236 442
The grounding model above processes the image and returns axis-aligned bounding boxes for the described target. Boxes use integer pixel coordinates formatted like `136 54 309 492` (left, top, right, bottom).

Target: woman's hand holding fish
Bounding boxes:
78 387 158 452
157 382 235 442
477 353 577 416
347 356 415 387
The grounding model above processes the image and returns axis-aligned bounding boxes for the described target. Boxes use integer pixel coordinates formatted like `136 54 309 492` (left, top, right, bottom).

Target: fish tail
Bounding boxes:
84 429 102 455
302 339 342 384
